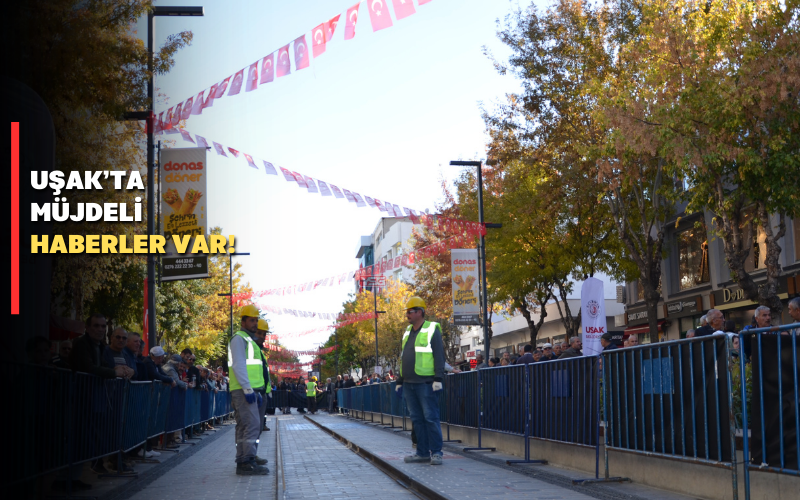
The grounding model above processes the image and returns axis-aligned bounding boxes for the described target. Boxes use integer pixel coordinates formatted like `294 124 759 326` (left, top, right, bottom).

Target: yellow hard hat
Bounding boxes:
312 376 317 381
257 319 269 332
405 296 426 310
239 304 260 319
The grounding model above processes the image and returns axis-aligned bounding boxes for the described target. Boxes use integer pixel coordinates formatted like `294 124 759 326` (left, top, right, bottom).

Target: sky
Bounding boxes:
140 0 531 356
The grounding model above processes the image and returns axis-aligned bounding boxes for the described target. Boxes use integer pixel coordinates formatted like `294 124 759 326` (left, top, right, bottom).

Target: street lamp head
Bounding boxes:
449 160 482 167
153 6 204 16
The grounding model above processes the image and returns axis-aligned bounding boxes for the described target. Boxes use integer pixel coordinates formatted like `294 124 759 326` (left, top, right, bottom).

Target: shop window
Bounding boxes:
742 210 767 272
677 225 710 290
637 277 662 302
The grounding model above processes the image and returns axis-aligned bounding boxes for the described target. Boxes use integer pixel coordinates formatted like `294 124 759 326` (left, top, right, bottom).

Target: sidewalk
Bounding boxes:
307 413 699 500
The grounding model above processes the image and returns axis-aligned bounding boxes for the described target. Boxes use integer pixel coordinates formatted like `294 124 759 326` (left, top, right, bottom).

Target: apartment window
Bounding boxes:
636 277 662 302
677 225 709 291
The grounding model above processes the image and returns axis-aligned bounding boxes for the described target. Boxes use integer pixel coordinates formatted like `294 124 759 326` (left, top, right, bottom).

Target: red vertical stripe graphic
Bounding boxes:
11 122 20 315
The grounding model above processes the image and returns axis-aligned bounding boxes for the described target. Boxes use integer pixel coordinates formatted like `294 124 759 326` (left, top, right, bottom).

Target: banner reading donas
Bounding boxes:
580 277 606 356
451 249 480 325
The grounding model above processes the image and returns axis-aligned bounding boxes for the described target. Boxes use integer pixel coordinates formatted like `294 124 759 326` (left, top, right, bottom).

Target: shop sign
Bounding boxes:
712 280 788 310
626 305 649 326
664 296 701 319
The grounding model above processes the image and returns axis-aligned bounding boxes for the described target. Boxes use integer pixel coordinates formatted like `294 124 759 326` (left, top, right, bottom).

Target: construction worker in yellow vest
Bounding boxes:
306 376 319 414
228 304 269 475
395 296 445 465
254 319 273 432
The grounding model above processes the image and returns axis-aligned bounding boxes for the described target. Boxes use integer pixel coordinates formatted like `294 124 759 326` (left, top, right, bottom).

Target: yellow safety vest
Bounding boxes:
307 381 317 397
227 331 265 391
400 321 439 377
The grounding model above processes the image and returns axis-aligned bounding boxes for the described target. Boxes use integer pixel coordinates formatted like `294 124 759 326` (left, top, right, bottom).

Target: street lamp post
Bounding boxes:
448 160 501 358
141 6 204 353
218 252 250 336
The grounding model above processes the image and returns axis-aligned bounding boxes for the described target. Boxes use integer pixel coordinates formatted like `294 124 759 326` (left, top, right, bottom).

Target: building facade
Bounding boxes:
355 216 421 292
621 211 800 342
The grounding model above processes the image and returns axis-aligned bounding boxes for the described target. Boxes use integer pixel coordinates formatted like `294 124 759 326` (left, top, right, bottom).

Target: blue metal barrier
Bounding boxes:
445 370 479 428
381 383 392 415
121 381 152 452
200 390 211 422
165 387 186 434
483 365 526 435
737 322 800 500
390 382 402 417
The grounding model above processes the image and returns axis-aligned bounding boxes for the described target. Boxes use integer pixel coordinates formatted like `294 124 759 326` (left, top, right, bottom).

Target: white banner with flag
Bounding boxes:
580 277 606 356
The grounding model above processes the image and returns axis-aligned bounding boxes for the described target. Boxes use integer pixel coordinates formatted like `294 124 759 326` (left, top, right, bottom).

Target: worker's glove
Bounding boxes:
257 392 263 407
395 385 403 399
244 388 257 404
432 381 443 392
267 392 272 398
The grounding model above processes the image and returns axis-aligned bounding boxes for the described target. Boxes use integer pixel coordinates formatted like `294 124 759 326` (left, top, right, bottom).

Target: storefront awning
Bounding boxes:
623 320 666 336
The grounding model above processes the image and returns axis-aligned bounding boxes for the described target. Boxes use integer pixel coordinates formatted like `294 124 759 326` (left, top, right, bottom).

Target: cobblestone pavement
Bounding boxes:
278 414 417 499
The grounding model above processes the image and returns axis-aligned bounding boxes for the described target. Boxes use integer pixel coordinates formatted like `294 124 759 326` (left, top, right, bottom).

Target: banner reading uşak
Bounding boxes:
159 147 208 280
580 277 606 356
451 249 480 325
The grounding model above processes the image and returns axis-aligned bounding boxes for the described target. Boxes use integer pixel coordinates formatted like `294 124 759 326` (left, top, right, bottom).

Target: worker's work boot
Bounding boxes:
404 454 430 463
236 460 269 475
254 456 268 465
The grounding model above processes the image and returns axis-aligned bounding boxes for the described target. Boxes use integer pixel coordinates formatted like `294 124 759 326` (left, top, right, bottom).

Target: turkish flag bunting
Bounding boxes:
352 192 366 207
292 171 308 188
294 35 310 70
246 62 259 92
345 2 360 40
277 44 291 77
170 103 182 127
191 91 205 115
181 98 193 119
180 129 195 144
228 69 244 96
317 180 332 196
227 147 241 158
367 0 393 31
373 198 386 211
330 184 345 198
327 14 341 40
263 161 278 176
304 175 319 193
393 204 402 217
343 189 356 203
244 153 258 169
215 76 232 98
260 54 275 84
418 0 432 4
213 142 227 156
391 0 416 20
195 135 209 149
312 23 327 58
204 84 218 109
280 167 296 182
364 195 376 207
162 108 174 130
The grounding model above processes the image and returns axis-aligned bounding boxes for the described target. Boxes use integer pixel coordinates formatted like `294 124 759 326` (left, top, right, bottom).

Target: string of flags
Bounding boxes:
257 304 371 321
156 0 437 132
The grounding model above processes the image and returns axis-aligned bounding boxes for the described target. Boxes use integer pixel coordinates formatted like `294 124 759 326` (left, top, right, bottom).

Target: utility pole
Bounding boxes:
218 252 250 336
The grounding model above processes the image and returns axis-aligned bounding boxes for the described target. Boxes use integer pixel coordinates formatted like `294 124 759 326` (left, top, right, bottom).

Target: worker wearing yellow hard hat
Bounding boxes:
227 304 269 475
396 296 445 465
306 375 319 414
254 318 273 433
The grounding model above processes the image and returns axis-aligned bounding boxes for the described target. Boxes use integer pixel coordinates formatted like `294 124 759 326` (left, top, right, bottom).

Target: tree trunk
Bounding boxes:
554 280 581 338
517 294 552 346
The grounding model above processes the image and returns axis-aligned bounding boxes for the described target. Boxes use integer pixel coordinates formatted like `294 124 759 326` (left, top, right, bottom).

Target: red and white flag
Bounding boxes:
191 91 205 115
364 195 376 207
343 189 356 203
215 76 232 98
181 98 193 119
244 153 258 169
195 135 209 149
367 0 393 31
418 0 432 4
352 192 366 207
246 62 259 92
312 23 327 58
260 54 275 84
277 44 291 77
263 161 278 176
317 180 332 196
228 69 244 96
162 108 173 130
171 103 183 127
294 35 310 70
213 142 227 156
304 175 318 193
204 84 218 109
280 166 295 182
327 14 341 40
292 171 308 188
330 184 345 198
391 0 416 19
180 129 195 144
373 198 386 210
228 147 241 158
345 2 360 40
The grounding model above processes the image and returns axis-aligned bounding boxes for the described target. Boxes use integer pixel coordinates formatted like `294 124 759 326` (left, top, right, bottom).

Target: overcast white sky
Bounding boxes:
142 0 529 355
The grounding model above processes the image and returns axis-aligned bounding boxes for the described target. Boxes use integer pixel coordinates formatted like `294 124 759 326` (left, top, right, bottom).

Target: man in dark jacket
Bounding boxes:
102 327 138 379
695 309 724 337
343 374 356 388
70 314 132 379
600 333 618 351
514 344 536 364
558 336 583 359
141 346 175 385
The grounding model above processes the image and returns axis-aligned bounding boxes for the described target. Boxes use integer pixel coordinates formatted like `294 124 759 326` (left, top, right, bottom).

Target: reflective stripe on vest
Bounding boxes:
306 381 317 396
400 321 439 377
227 331 265 391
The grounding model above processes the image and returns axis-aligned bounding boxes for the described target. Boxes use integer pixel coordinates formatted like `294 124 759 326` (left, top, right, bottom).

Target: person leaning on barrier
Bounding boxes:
558 336 583 358
395 296 446 466
695 309 724 337
552 343 562 357
540 343 555 361
101 327 138 380
70 313 132 379
162 355 188 389
142 346 176 387
685 329 696 339
475 354 488 369
600 332 617 351
124 332 145 380
228 304 269 475
514 344 535 364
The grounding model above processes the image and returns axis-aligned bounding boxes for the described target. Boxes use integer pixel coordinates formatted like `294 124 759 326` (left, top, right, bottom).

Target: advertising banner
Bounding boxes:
159 147 208 280
451 249 480 325
580 277 607 356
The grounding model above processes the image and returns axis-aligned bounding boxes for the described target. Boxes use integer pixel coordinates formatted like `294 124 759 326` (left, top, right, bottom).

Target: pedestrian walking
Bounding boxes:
395 296 445 466
228 304 269 475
